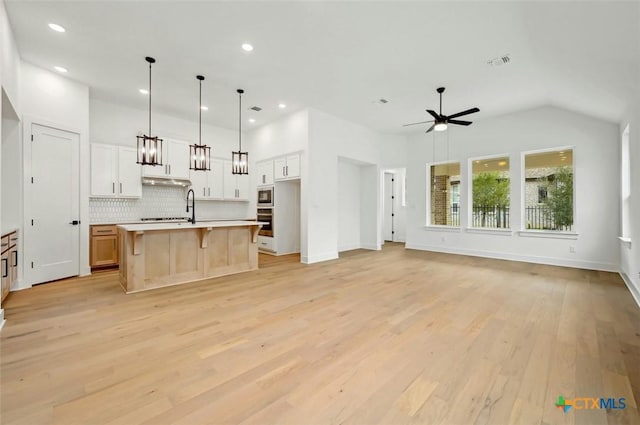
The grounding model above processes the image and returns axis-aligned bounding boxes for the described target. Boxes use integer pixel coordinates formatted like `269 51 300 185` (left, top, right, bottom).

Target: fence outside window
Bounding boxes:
448 205 573 231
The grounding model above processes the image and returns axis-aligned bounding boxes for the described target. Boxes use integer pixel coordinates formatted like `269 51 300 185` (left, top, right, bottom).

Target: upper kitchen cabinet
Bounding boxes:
190 159 224 200
142 139 190 179
90 144 142 198
256 160 274 187
274 153 301 180
223 160 250 201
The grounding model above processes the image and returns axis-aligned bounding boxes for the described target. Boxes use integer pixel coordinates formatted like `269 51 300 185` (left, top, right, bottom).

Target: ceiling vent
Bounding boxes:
487 54 511 67
372 98 390 105
249 106 262 112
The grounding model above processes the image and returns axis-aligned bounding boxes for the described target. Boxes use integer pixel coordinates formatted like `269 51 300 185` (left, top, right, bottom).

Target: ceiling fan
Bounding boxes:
403 87 480 133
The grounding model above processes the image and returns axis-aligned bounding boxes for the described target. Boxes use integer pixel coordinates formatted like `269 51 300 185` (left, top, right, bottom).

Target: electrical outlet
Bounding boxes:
569 245 576 253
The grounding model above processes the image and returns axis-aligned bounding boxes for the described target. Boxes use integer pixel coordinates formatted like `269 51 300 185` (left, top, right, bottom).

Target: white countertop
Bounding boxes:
117 220 265 232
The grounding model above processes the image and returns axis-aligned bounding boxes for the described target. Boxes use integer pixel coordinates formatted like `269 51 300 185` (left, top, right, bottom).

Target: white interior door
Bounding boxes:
28 124 80 285
383 173 394 242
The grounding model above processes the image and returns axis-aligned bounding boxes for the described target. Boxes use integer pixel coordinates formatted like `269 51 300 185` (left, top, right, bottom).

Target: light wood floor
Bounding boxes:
1 244 639 425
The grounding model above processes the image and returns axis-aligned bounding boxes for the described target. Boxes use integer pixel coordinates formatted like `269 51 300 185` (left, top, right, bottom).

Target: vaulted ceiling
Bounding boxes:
5 1 640 133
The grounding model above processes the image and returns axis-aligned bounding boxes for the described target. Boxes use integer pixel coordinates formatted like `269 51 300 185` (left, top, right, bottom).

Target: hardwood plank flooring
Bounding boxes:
1 244 639 424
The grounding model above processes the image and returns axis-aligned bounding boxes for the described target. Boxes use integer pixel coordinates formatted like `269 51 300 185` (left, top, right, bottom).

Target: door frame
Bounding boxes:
383 171 395 242
22 116 86 288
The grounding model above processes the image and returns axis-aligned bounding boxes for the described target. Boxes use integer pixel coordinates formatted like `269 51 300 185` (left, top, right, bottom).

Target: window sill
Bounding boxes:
465 228 513 236
619 237 632 249
518 230 579 240
423 225 462 233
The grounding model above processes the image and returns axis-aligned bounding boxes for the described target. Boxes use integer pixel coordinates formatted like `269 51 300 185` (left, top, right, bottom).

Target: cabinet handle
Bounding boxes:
168 164 171 175
12 250 18 267
286 165 288 176
112 182 115 193
208 187 211 197
203 187 206 197
262 175 265 184
283 166 285 176
96 230 112 233
120 183 123 193
1 258 7 278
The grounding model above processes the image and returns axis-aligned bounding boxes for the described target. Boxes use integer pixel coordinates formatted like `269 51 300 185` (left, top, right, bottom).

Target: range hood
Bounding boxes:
141 176 191 187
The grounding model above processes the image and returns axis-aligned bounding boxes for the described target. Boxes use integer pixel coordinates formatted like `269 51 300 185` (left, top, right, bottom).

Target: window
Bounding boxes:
471 157 510 228
524 149 574 231
428 162 460 227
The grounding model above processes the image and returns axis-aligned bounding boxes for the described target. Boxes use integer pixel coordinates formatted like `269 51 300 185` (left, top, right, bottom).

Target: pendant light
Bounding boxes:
136 56 163 166
189 75 211 171
232 89 249 175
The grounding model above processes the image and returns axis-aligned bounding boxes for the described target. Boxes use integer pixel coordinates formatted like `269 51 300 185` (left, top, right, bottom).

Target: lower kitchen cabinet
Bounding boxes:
1 230 18 302
90 225 119 269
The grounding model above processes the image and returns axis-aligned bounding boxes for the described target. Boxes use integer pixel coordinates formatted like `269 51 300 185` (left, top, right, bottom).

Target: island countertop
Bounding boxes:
117 220 265 232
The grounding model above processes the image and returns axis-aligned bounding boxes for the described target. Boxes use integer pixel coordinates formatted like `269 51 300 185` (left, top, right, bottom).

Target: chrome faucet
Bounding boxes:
186 189 196 224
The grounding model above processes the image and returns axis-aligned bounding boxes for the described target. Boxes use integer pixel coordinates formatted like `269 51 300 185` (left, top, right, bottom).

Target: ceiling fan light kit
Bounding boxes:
403 87 480 133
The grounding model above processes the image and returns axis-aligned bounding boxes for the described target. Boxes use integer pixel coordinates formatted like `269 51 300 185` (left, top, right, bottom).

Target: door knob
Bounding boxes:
69 220 81 225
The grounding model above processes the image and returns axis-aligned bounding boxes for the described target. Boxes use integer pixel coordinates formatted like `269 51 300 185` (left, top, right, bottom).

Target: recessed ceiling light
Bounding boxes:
498 161 507 166
248 118 256 123
559 151 565 154
200 106 208 111
139 89 149 95
48 23 66 33
53 66 68 73
278 103 287 109
242 43 253 52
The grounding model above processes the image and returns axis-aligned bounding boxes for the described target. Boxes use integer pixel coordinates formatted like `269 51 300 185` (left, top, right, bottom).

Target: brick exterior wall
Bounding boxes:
431 175 451 225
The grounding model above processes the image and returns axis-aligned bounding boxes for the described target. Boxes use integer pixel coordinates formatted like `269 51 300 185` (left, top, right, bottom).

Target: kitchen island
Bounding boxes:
117 221 263 293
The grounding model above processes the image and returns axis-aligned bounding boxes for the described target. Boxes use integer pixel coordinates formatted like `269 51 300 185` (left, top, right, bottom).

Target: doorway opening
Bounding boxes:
382 168 406 246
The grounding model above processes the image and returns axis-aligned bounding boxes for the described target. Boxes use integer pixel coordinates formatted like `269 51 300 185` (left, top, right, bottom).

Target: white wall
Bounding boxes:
0 0 20 115
20 61 91 283
0 1 21 318
306 108 405 263
405 105 620 271
619 100 640 306
338 159 361 251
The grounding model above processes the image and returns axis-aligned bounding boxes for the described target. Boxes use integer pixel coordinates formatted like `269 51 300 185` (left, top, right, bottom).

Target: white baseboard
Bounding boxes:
302 251 339 264
361 243 381 251
405 243 618 272
619 272 640 309
0 308 5 330
338 243 361 252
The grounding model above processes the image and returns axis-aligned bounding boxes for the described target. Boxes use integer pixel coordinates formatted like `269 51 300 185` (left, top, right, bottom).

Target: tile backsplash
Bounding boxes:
89 185 252 223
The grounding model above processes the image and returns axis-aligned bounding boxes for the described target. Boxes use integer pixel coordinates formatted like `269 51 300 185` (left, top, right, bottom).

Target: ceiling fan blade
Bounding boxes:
426 109 440 120
425 124 435 133
402 120 434 127
448 119 472 126
447 107 480 119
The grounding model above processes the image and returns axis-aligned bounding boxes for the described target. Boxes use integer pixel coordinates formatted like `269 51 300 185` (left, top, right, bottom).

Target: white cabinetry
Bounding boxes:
90 144 142 198
274 153 300 180
117 147 142 197
190 159 224 200
256 160 274 187
223 160 249 201
142 139 190 179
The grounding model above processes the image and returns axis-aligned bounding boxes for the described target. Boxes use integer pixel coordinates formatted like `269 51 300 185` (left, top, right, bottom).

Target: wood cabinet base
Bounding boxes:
118 226 259 293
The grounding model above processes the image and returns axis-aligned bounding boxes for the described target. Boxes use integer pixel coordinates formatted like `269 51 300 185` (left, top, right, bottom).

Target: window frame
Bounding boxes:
425 160 462 229
467 153 512 231
520 146 577 237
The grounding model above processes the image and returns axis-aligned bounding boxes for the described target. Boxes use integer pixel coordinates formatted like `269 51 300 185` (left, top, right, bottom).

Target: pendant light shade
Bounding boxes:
137 56 163 166
190 75 211 171
232 89 249 175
